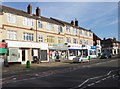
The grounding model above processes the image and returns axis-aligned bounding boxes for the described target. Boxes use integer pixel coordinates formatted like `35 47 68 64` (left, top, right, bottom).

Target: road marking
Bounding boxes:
78 79 89 87
88 83 95 86
95 80 101 83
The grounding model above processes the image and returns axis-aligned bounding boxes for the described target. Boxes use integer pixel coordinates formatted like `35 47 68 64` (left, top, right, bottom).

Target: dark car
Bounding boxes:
100 52 112 59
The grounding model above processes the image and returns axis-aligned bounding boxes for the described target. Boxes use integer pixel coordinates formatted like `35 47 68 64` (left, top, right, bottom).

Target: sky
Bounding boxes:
1 1 119 41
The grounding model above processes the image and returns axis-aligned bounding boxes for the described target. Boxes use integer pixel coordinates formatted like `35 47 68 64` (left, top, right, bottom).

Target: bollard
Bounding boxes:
88 56 91 61
26 60 30 68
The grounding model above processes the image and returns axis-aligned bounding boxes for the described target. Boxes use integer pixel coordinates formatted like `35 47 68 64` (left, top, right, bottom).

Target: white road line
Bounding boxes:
78 79 89 87
102 78 107 81
88 83 95 86
95 80 101 83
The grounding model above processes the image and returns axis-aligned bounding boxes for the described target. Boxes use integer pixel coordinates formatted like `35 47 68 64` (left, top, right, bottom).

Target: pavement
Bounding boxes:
1 58 100 73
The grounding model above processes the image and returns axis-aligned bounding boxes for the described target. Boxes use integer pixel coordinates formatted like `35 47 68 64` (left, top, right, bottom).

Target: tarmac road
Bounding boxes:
2 58 120 89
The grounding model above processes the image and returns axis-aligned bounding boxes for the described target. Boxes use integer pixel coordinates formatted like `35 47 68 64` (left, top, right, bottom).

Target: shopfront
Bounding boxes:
6 40 41 64
68 43 88 59
88 46 97 58
48 44 68 61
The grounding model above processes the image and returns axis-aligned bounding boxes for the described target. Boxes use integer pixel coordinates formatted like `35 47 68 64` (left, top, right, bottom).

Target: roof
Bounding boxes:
1 5 92 32
102 38 120 43
0 5 63 26
50 17 92 32
93 33 101 40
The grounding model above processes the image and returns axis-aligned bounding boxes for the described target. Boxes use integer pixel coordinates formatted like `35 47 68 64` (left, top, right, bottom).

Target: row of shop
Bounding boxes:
1 40 101 64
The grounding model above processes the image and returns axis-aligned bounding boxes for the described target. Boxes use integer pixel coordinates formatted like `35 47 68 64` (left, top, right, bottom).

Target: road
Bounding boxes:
2 58 120 89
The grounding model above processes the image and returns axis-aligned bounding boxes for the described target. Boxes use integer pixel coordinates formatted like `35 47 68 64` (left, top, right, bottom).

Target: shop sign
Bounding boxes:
0 42 7 48
91 46 96 49
0 48 7 53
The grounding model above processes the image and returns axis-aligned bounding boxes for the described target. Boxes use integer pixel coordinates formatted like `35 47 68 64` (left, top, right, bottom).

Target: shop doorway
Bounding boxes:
22 49 25 61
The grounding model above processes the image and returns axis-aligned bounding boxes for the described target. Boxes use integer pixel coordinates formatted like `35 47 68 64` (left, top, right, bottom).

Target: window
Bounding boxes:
73 38 78 44
80 30 82 35
23 33 34 41
66 37 71 43
23 17 33 26
80 40 82 44
38 21 43 28
85 31 88 36
73 28 77 34
46 22 54 31
47 36 55 43
38 35 43 42
66 26 70 33
7 30 17 40
58 37 64 44
84 40 87 45
58 25 63 33
89 32 92 37
7 13 16 23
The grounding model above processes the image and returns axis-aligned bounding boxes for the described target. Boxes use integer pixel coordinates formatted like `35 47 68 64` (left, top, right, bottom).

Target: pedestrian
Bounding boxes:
56 51 59 60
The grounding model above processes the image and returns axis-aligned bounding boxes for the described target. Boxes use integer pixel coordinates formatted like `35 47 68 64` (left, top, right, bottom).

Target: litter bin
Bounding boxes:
26 60 30 68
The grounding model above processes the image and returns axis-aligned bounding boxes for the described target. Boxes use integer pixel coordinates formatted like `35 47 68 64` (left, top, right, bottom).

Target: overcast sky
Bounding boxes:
1 1 119 40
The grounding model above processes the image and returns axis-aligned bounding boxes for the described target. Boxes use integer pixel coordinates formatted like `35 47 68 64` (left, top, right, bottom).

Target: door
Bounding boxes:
22 49 25 61
41 50 47 61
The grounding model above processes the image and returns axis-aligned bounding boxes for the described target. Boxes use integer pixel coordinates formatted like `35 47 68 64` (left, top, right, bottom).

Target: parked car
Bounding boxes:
68 55 76 60
100 52 112 59
73 55 89 63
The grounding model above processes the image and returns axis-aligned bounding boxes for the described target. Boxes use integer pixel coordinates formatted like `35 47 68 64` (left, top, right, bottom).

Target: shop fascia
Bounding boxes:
68 43 89 50
48 43 68 50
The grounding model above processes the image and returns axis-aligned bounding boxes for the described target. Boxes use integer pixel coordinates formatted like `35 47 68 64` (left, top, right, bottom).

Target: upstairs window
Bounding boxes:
47 35 55 43
73 28 77 34
58 25 63 33
23 17 34 27
38 35 43 42
7 13 16 23
38 21 43 28
73 38 78 44
66 26 70 33
66 37 71 43
23 33 34 41
7 30 17 40
46 22 54 31
80 30 82 35
58 37 64 44
80 40 82 44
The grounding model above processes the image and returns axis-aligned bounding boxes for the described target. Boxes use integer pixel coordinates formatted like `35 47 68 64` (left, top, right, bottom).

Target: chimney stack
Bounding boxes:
71 20 74 25
75 18 78 26
27 4 32 14
36 7 40 16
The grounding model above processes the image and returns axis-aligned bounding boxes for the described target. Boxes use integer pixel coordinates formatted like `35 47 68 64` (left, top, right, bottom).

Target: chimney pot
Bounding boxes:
71 20 74 25
36 7 40 16
75 18 78 26
27 4 32 14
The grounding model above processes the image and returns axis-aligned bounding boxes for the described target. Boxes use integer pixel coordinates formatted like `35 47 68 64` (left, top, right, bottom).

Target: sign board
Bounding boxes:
0 48 7 53
91 46 96 49
0 42 7 48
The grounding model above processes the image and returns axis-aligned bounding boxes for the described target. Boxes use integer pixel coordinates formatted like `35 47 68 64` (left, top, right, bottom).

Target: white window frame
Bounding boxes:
23 32 34 41
7 30 17 40
38 35 43 42
7 13 16 23
23 17 34 27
